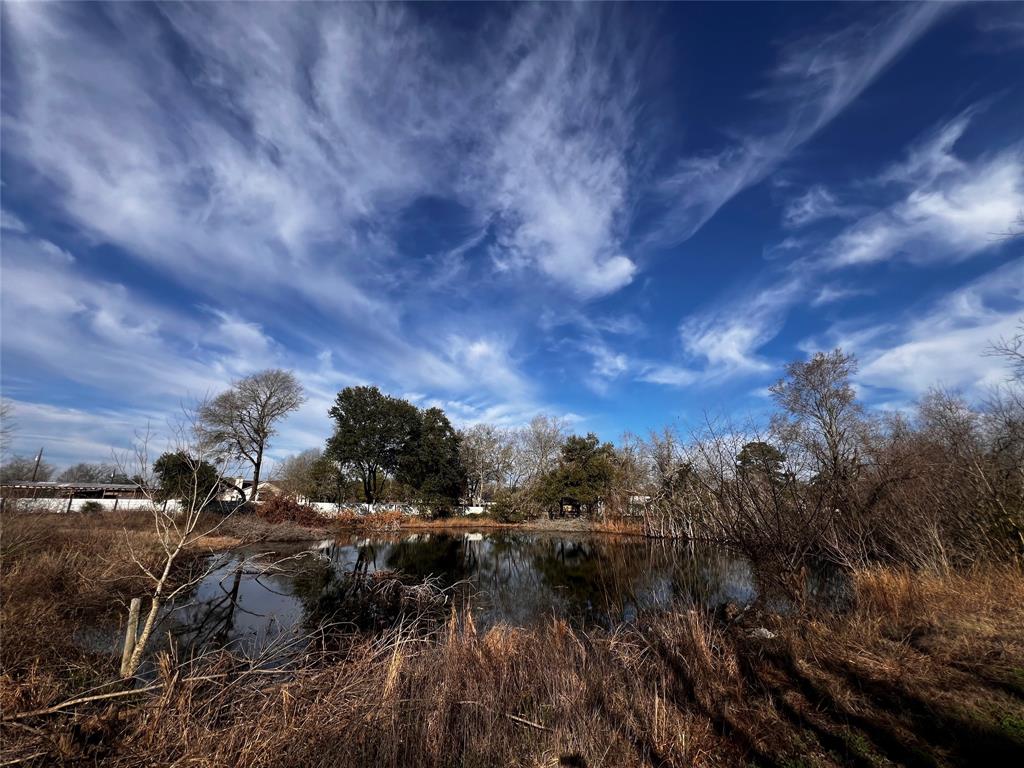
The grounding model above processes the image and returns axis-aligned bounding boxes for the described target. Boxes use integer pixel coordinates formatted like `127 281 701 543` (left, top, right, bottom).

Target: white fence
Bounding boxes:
1 496 183 514
2 497 486 517
309 502 486 518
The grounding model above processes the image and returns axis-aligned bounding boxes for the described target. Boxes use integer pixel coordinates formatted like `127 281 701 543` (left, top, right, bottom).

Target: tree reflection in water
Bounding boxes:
168 532 755 657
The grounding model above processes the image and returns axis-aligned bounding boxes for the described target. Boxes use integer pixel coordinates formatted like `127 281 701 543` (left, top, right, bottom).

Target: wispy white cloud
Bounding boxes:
6 2 644 304
783 185 857 228
3 3 610 464
0 233 223 400
825 114 1024 267
0 400 159 468
807 259 1024 397
876 111 973 186
445 336 533 403
674 279 804 381
656 3 949 243
480 5 640 297
810 284 872 307
1 210 27 233
975 3 1024 51
637 364 698 388
578 340 630 395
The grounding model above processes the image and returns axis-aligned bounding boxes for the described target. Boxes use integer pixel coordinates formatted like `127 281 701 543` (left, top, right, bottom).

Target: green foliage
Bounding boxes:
326 387 466 511
152 451 220 508
1001 712 1024 742
490 488 528 523
735 441 787 480
534 433 616 516
326 386 420 504
397 407 466 516
79 500 105 513
278 449 348 502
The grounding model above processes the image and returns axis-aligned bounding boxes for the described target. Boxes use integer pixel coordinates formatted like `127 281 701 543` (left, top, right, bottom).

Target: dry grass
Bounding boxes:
331 508 405 532
379 513 646 536
214 511 329 542
0 511 203 716
2 511 1023 767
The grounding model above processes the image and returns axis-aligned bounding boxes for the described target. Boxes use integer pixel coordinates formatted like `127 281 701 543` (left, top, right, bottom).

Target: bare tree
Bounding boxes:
770 349 863 495
0 454 54 483
276 447 340 501
115 413 242 678
58 462 127 483
987 319 1024 384
995 210 1024 240
460 424 501 503
520 415 568 483
460 424 526 502
199 369 304 502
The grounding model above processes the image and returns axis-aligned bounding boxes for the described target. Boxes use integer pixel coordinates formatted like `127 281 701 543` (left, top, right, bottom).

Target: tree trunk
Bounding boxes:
120 598 141 677
123 596 161 677
363 473 373 504
251 445 264 503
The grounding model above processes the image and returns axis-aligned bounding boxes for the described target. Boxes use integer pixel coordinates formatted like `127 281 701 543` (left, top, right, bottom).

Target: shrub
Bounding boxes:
255 495 324 527
79 500 105 514
332 508 404 532
490 489 527 524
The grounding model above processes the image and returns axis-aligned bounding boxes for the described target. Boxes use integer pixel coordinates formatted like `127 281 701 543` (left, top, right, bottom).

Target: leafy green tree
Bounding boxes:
536 433 616 516
398 407 466 515
153 452 220 508
310 454 348 502
326 386 420 504
735 441 787 481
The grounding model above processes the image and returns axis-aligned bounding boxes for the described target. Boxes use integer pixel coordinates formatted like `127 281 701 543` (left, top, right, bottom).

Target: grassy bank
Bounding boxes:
327 508 646 536
2 511 1023 766
397 514 645 536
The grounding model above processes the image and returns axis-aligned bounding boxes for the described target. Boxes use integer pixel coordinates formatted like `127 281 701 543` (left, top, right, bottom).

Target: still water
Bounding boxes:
167 530 756 656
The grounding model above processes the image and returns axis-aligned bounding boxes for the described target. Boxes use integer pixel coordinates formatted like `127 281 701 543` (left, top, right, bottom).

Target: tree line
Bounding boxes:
3 322 1022 582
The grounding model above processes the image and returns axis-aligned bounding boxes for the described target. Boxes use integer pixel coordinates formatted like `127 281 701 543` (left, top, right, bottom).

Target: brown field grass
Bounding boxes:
2 511 1023 767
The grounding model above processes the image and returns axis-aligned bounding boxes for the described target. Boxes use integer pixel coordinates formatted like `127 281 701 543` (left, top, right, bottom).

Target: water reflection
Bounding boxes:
168 530 755 656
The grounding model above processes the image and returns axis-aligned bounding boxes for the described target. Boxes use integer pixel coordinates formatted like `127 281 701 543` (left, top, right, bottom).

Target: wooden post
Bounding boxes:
113 497 119 512
120 598 142 677
66 495 73 514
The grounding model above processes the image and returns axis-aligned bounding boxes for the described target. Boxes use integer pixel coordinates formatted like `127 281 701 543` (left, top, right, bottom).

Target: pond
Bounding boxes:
163 529 756 657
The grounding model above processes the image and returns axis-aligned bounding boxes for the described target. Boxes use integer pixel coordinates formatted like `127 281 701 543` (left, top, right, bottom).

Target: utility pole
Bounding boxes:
31 447 44 482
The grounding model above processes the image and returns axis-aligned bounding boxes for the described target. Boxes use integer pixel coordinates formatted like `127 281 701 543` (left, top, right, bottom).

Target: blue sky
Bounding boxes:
2 2 1023 469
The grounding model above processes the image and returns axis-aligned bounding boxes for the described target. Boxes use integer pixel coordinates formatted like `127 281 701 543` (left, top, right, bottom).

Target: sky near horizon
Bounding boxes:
1 1 1023 471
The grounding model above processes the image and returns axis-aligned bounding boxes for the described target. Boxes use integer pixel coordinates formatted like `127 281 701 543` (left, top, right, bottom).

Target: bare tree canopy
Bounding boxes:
769 348 863 485
199 369 305 502
276 448 344 502
459 423 523 502
57 462 129 483
520 415 568 483
987 319 1024 383
0 454 54 483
